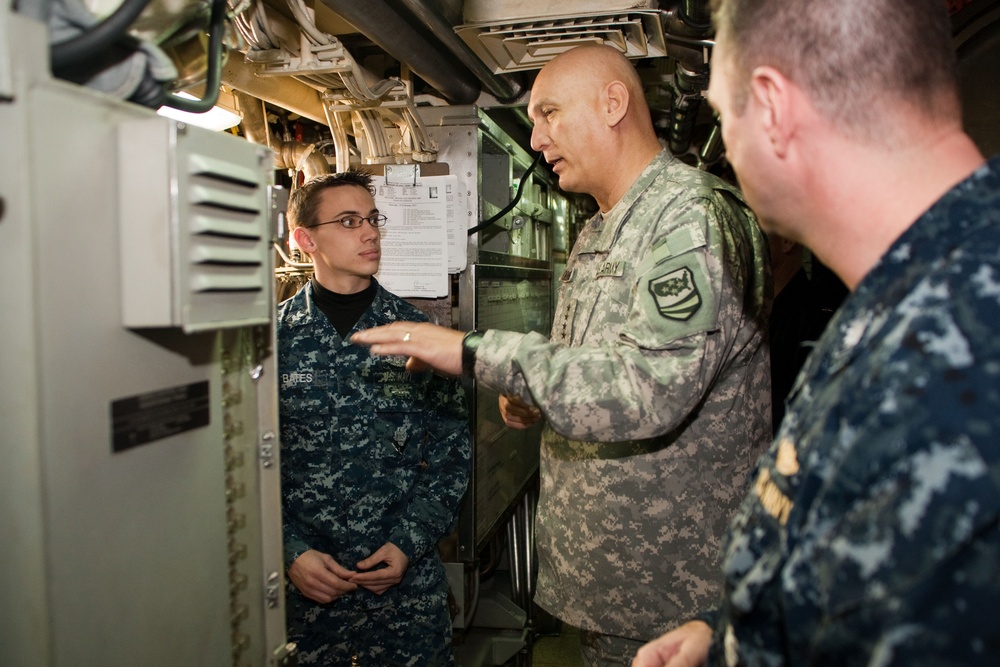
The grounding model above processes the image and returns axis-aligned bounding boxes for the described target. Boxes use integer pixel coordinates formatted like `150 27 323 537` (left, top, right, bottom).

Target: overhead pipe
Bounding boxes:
395 0 528 103
316 0 482 105
159 0 228 114
235 90 330 181
666 0 713 157
221 50 328 124
697 122 725 170
50 0 154 71
669 62 709 155
680 0 713 32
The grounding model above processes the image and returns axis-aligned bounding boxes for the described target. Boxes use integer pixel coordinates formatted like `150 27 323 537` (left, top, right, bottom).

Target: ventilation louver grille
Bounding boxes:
185 155 267 294
119 118 273 332
456 11 667 73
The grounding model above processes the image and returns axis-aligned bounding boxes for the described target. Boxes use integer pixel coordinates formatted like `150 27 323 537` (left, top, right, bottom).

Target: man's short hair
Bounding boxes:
286 169 376 231
711 0 959 144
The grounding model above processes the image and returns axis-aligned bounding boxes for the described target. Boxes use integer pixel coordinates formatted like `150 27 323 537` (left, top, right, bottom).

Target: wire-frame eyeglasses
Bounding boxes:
310 214 388 229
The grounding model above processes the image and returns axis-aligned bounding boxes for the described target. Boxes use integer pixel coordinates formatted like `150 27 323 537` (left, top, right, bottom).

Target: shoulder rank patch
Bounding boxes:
648 266 701 320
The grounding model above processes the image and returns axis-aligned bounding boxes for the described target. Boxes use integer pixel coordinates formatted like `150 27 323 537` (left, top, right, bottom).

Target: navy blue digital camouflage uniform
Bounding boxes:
278 279 471 666
707 155 1000 665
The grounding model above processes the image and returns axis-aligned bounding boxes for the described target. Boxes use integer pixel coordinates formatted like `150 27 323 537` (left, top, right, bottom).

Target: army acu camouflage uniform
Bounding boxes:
708 155 1000 666
474 150 772 644
278 280 471 666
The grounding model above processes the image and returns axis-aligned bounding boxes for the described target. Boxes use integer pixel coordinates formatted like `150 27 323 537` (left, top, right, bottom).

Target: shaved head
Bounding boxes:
527 44 661 210
533 45 651 126
548 44 645 96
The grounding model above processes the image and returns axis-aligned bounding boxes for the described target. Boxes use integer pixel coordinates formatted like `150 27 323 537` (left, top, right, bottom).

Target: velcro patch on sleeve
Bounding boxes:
651 222 705 259
628 237 719 347
648 266 702 321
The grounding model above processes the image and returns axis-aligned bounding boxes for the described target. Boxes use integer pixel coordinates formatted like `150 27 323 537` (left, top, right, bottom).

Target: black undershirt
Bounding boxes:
311 277 377 339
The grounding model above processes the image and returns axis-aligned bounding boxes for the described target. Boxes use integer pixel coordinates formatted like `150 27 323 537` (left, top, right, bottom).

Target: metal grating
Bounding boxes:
456 11 668 73
119 117 273 332
184 157 267 295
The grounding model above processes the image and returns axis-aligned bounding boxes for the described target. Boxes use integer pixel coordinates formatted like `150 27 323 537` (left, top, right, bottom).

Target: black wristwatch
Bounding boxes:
461 330 484 377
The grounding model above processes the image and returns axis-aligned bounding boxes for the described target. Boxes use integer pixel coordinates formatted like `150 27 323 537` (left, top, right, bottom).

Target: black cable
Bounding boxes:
468 152 543 236
53 32 140 85
159 0 228 113
128 67 169 108
50 0 155 71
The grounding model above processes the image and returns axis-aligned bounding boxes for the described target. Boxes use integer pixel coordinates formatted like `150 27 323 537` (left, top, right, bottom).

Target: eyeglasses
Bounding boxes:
310 214 388 229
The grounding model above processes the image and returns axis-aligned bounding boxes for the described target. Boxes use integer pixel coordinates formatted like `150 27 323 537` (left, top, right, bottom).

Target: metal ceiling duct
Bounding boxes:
395 0 527 103
456 0 669 73
316 0 482 105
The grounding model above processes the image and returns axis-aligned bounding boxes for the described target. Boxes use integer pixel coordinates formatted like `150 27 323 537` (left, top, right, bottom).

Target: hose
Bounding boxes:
159 0 228 113
50 0 155 71
467 152 543 236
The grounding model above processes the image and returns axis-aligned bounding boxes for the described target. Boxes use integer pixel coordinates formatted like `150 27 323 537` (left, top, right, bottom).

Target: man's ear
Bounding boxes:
292 225 315 254
605 80 629 127
749 66 792 158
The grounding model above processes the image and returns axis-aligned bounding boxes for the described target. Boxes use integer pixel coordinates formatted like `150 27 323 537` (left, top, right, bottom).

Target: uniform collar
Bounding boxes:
282 278 388 329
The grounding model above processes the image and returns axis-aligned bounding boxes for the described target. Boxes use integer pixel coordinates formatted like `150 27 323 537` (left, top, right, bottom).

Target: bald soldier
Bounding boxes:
353 44 771 666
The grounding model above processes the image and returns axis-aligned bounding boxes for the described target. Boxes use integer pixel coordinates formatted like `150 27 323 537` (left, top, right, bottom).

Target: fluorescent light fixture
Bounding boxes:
157 91 243 131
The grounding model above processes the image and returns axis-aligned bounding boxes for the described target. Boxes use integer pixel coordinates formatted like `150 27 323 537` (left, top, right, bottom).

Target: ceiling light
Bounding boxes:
156 91 243 132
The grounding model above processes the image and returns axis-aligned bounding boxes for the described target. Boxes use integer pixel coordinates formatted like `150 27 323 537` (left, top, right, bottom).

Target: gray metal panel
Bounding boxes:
220 325 292 666
462 264 549 554
30 81 234 666
0 13 53 667
0 13 287 665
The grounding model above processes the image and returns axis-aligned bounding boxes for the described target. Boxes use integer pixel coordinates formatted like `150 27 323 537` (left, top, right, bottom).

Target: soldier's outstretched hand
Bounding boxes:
352 542 410 595
287 549 359 604
351 322 465 376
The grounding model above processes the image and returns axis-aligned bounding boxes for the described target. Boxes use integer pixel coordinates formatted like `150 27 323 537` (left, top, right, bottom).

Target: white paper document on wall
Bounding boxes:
446 177 469 274
374 174 460 298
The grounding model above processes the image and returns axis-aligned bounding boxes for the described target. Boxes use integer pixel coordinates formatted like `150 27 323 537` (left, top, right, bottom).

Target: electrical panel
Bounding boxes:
0 13 290 667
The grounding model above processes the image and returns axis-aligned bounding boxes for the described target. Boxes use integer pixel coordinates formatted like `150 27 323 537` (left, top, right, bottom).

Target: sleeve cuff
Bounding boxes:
461 330 484 377
283 537 311 571
691 607 719 629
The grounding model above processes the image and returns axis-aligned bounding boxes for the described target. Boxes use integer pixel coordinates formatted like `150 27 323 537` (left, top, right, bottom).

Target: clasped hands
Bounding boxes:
287 542 409 604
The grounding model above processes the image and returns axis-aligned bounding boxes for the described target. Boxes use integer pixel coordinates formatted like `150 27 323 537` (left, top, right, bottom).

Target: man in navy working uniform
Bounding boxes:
634 0 1000 664
278 170 471 666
